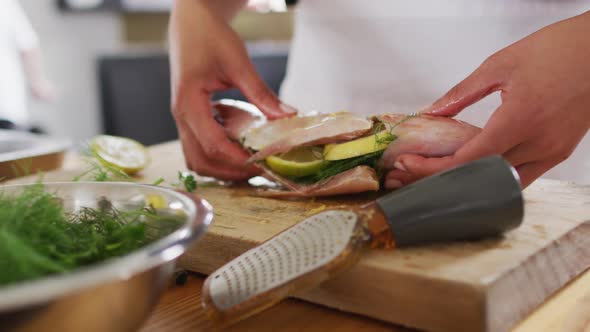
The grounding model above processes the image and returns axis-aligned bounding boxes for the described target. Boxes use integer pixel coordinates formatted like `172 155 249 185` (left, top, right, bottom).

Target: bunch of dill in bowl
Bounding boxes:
0 184 183 287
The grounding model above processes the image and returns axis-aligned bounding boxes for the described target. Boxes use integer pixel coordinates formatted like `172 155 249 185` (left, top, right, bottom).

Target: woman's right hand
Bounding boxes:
168 0 295 181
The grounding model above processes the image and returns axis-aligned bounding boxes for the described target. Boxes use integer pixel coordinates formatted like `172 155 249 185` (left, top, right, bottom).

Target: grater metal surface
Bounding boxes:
207 210 364 311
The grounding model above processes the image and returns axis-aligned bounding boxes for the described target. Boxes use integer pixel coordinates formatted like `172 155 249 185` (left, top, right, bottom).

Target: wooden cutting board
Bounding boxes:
7 141 590 332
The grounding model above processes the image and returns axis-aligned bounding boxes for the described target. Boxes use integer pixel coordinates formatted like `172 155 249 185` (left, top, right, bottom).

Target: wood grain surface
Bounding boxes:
6 141 590 332
140 271 590 332
142 143 590 332
140 274 410 332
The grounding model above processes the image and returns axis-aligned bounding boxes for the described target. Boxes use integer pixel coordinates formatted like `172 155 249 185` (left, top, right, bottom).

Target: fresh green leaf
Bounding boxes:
174 171 197 193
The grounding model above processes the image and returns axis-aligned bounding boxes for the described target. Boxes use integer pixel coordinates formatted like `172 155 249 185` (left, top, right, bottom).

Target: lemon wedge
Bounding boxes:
90 135 150 175
323 131 395 161
265 147 326 177
146 194 167 209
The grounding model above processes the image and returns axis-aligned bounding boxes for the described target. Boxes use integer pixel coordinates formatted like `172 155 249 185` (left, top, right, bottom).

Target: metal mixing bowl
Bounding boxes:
0 182 213 332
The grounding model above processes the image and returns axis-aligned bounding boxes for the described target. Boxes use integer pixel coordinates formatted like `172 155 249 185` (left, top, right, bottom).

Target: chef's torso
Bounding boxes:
279 0 590 184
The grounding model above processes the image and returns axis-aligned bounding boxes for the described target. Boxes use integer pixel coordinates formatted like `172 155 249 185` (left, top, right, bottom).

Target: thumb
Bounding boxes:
233 61 297 120
395 121 510 178
394 154 459 178
423 55 508 117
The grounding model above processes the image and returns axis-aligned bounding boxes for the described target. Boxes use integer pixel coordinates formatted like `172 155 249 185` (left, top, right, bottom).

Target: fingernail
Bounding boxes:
280 102 298 115
416 104 431 114
394 161 407 172
385 179 403 189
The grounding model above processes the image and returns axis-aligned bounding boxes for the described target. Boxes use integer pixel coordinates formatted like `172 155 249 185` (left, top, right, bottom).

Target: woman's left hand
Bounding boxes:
385 11 590 190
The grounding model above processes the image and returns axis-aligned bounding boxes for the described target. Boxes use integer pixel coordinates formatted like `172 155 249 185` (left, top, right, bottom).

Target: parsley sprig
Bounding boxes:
172 172 197 193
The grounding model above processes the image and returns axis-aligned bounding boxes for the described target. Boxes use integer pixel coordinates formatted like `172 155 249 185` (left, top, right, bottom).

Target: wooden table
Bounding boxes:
141 271 590 332
141 274 405 332
7 143 590 332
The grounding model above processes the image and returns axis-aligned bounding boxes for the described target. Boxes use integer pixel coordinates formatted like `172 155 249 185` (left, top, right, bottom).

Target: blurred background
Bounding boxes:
5 0 294 146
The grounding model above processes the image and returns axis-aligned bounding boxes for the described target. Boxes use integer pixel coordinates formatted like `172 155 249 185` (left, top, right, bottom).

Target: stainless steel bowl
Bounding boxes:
0 182 213 332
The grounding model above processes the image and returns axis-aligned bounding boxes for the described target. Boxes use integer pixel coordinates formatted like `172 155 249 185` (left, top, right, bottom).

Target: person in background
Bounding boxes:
0 0 55 132
168 0 590 188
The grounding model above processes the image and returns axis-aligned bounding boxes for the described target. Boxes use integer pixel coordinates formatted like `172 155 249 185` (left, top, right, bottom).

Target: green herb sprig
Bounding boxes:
151 177 165 186
293 150 384 184
72 148 132 183
71 146 199 193
172 172 197 193
0 184 182 287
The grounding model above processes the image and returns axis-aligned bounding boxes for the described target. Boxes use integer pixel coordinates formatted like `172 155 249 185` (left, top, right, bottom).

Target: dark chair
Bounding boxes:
97 51 288 146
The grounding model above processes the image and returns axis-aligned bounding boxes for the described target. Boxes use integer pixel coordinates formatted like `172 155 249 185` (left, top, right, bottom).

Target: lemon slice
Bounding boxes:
90 135 150 175
146 194 167 209
323 131 395 161
265 147 326 177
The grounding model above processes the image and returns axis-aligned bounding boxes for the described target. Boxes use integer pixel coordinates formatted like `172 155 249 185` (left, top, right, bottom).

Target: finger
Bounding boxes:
394 133 506 178
422 54 510 117
230 58 297 120
396 105 521 177
179 87 259 168
515 160 554 189
384 178 403 190
178 121 258 180
384 169 419 189
177 120 260 180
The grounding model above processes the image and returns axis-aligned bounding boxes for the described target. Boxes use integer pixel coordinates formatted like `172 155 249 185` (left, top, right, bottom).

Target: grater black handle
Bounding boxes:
376 155 524 247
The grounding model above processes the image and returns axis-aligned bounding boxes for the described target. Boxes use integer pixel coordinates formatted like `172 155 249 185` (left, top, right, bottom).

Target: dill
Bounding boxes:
72 148 198 193
370 114 417 150
371 121 387 135
375 132 396 147
388 113 419 132
152 177 165 186
294 150 385 184
72 149 132 182
0 184 183 287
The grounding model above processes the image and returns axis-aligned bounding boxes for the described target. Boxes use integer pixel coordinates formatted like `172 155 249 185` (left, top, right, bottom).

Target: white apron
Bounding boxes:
280 0 590 185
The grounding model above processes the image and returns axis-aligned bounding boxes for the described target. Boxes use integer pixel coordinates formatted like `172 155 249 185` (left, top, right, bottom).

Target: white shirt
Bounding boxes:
0 0 39 125
280 0 590 185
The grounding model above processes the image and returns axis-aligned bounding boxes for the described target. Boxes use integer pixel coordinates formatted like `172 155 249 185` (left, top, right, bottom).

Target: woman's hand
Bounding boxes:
168 0 295 181
386 11 590 189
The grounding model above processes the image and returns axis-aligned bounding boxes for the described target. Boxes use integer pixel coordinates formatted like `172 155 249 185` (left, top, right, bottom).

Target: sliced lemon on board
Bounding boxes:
265 147 326 178
90 135 150 175
323 131 395 161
